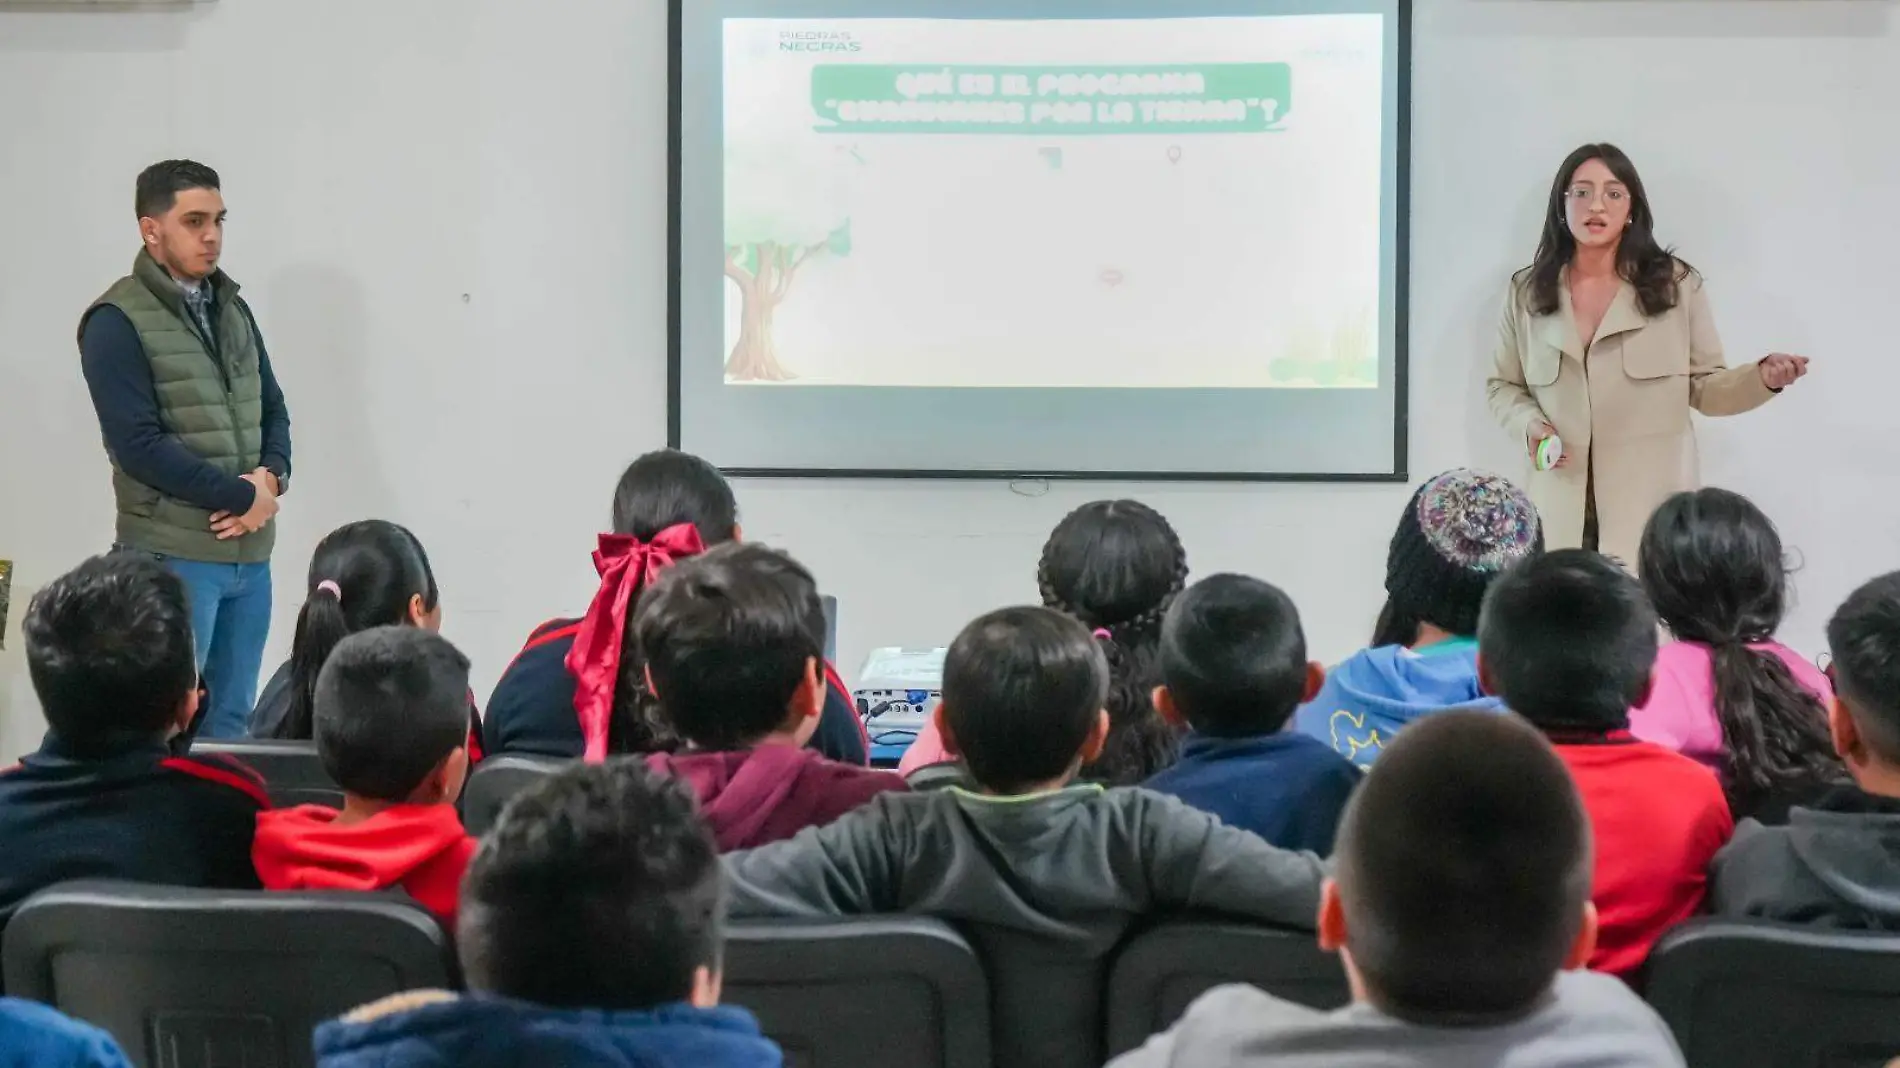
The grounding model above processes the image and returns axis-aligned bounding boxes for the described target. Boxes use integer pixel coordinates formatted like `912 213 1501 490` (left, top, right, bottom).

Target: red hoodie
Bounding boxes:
646 744 907 852
252 803 478 927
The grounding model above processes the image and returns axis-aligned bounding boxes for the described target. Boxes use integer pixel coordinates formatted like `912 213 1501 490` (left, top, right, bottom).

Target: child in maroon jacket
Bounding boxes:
1479 550 1733 980
636 543 905 851
253 627 476 926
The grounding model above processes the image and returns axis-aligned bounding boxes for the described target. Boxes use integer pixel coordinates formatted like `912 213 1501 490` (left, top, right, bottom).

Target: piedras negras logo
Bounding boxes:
780 29 863 53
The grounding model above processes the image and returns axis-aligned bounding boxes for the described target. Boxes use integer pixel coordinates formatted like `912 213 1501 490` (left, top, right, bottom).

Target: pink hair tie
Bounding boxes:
1092 628 1112 641
315 580 343 600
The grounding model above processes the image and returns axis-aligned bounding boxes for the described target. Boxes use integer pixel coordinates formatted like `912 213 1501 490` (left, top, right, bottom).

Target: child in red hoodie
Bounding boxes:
252 626 477 926
635 543 906 850
1478 550 1734 979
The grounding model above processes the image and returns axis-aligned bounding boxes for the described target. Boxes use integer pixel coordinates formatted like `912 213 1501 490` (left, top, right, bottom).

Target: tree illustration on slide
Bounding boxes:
723 146 854 382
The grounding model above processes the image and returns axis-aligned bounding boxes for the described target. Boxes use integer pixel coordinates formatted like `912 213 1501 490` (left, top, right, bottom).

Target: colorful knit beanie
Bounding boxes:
1385 469 1543 636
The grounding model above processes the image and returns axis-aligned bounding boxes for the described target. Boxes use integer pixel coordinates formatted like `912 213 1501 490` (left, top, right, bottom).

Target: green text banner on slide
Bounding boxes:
672 0 1410 479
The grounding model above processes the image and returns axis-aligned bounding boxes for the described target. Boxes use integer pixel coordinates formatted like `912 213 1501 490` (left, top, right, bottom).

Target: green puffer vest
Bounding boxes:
82 250 273 564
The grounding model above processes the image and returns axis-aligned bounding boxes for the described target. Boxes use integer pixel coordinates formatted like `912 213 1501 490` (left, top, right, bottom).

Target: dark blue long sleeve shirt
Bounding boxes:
79 303 292 517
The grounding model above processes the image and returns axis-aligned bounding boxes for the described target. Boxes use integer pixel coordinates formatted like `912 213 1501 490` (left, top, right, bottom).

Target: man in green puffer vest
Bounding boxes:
78 160 294 739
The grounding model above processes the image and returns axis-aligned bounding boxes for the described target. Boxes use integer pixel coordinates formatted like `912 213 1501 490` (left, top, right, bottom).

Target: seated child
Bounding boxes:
636 543 906 850
483 449 865 764
1712 571 1900 927
1479 550 1733 978
252 627 476 927
1142 574 1360 854
252 520 480 763
1293 469 1542 767
0 554 264 932
1631 488 1841 823
0 998 133 1068
723 603 1324 943
899 499 1189 785
314 762 782 1068
1109 712 1685 1068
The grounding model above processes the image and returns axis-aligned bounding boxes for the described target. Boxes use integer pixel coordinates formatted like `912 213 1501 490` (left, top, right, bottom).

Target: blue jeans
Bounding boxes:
162 557 273 739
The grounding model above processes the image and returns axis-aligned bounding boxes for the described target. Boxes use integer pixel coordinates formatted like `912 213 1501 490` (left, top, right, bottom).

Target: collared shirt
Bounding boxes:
178 275 217 350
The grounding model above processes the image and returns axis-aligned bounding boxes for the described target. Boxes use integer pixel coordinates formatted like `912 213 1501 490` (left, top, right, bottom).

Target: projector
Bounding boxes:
853 647 945 763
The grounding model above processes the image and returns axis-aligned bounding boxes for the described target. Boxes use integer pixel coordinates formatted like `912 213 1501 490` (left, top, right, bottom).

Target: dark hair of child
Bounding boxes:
1639 488 1842 811
1826 572 1900 765
634 543 827 750
314 627 472 801
1158 573 1309 736
941 606 1110 795
593 450 740 754
1037 500 1187 783
25 553 197 749
1333 710 1592 1019
1478 549 1658 731
276 520 438 740
458 760 723 1010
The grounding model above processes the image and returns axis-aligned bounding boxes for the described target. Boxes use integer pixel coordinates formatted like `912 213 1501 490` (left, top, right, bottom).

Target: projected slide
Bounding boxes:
721 16 1385 390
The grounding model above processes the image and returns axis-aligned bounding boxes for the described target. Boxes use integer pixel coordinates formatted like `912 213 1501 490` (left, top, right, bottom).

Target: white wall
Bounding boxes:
3 0 1897 761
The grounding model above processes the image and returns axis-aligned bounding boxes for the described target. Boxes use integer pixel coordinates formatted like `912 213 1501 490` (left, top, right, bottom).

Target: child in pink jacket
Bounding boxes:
1629 489 1843 822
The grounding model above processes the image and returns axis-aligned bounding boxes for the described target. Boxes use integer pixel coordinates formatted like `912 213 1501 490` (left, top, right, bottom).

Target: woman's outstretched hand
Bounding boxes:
1759 353 1810 391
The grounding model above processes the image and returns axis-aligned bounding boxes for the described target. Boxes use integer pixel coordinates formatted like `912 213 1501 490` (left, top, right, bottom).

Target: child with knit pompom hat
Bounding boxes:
1293 469 1544 768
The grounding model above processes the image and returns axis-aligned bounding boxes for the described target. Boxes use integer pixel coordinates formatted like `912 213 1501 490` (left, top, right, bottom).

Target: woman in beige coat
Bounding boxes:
1488 143 1809 566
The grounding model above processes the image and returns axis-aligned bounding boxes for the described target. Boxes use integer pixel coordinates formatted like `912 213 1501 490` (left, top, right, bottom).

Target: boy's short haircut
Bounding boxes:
459 760 723 1010
1158 574 1309 736
942 606 1109 794
25 553 196 745
633 542 826 750
1335 710 1591 1018
1827 571 1900 763
1478 549 1657 730
314 627 471 801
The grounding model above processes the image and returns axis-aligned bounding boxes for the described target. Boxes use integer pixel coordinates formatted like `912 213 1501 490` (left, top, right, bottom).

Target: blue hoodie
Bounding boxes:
0 998 131 1068
1290 639 1503 768
315 991 783 1068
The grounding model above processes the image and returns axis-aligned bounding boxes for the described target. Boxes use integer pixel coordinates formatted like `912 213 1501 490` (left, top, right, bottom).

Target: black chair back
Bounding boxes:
963 924 1106 1068
1646 918 1900 1068
2 880 455 1068
461 754 564 836
191 739 341 809
1104 917 1345 1057
724 916 988 1068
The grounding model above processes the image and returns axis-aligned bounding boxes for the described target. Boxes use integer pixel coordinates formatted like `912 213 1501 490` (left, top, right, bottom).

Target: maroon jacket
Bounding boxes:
646 744 907 852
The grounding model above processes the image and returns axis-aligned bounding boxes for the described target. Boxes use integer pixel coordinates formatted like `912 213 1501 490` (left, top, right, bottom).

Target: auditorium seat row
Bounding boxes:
109 745 1900 1068
0 880 1339 1068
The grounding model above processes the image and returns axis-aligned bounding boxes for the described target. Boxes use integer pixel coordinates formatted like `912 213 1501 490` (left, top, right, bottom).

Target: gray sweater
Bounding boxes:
722 783 1325 953
1106 972 1684 1068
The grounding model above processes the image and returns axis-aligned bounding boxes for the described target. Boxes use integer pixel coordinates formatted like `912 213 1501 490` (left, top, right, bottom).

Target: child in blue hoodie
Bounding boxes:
314 762 781 1068
1294 469 1542 768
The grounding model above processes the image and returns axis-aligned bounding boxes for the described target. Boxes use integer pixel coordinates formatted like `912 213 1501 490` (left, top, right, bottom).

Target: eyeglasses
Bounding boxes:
1566 186 1629 206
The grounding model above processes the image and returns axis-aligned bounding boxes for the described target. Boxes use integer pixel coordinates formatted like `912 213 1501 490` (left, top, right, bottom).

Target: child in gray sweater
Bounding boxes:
1108 711 1686 1068
722 605 1325 951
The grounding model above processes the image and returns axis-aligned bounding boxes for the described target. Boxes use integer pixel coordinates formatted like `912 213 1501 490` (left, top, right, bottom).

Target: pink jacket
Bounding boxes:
1627 640 1832 776
898 719 952 775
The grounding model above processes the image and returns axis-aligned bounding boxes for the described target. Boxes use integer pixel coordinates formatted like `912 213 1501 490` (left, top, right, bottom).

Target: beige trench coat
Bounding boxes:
1487 270 1776 567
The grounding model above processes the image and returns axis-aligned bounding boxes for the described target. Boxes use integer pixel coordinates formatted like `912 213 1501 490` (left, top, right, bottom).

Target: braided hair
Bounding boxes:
1638 489 1844 818
1037 500 1189 784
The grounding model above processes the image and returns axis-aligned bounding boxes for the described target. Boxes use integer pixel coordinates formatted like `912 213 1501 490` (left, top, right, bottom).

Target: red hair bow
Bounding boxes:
565 523 706 762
